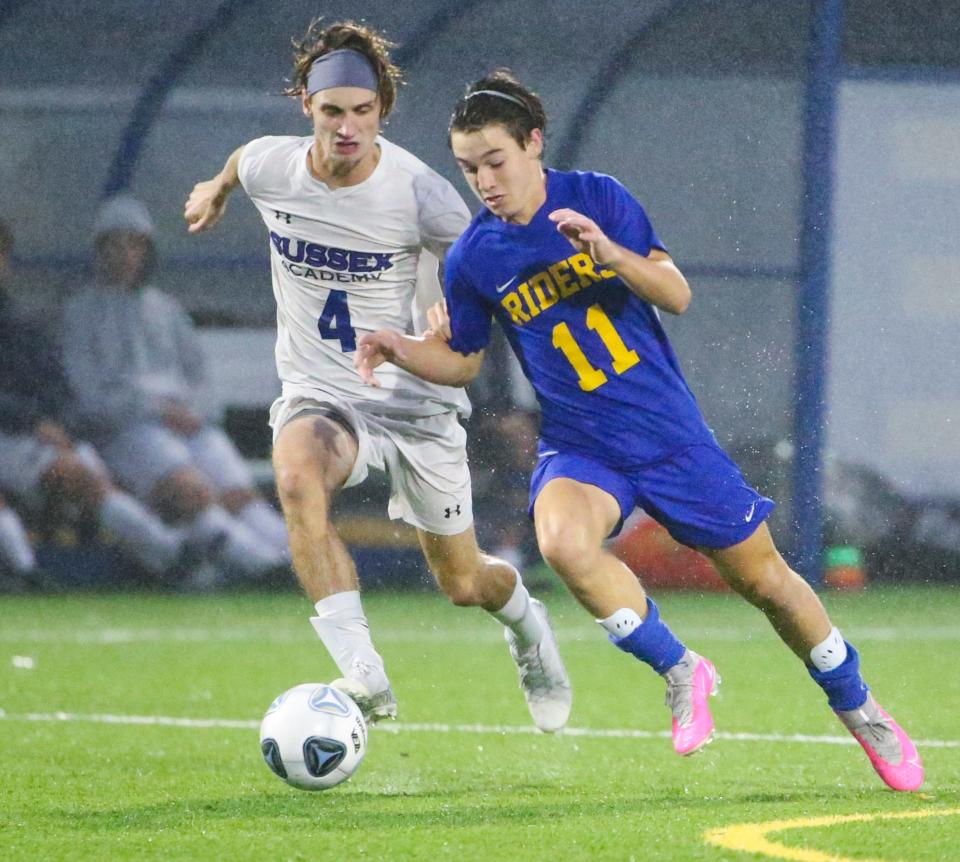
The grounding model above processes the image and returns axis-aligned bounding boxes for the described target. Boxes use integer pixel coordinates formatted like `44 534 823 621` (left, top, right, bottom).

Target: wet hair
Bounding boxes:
0 218 12 259
284 18 402 118
448 69 547 151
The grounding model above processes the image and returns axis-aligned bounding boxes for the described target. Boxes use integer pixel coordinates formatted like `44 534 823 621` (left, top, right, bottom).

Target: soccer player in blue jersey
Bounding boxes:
355 71 923 790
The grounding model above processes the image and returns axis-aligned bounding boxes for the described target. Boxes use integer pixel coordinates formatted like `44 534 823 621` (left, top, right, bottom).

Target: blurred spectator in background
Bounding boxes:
60 197 289 583
0 217 200 589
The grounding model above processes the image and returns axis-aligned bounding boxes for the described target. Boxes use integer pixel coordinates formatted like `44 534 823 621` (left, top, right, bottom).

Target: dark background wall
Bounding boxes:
2 0 958 519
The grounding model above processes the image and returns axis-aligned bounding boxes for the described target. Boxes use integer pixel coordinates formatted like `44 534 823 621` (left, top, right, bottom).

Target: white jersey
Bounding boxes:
238 135 472 417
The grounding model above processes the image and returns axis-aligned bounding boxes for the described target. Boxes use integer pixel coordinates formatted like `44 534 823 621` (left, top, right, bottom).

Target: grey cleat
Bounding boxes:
330 660 398 724
505 598 573 733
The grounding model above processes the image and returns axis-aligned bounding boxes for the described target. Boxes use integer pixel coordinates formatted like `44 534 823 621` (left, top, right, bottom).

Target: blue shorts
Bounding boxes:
528 442 774 550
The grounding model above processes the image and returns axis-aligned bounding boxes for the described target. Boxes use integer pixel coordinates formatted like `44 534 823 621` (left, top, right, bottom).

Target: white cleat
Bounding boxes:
505 598 573 733
330 660 398 724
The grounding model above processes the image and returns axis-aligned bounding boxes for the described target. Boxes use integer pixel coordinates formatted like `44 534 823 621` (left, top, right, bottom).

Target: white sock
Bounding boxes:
310 590 389 693
190 505 285 576
237 498 289 556
0 507 36 572
810 626 847 672
490 570 543 649
597 608 644 639
99 492 182 574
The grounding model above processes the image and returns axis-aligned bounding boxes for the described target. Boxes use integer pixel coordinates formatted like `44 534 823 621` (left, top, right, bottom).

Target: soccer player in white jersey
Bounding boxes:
184 19 571 729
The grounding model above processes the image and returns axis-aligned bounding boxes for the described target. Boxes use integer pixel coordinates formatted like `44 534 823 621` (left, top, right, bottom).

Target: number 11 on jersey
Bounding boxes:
318 289 357 352
552 303 640 392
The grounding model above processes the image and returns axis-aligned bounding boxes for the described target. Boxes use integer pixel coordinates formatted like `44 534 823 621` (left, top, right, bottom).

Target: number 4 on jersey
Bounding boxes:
317 289 357 352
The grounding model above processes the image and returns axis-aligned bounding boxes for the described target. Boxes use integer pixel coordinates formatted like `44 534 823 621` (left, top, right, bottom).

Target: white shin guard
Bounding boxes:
491 571 543 650
311 590 389 692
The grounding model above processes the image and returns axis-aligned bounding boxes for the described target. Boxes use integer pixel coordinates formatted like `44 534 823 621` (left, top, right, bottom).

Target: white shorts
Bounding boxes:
270 394 473 536
0 432 107 507
100 422 253 500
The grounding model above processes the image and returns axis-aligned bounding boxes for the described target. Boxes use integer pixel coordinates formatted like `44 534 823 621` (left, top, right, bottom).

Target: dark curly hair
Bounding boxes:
448 69 547 151
284 18 402 118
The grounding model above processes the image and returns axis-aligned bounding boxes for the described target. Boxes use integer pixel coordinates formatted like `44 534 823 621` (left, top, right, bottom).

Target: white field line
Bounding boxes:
3 625 960 645
1 710 958 749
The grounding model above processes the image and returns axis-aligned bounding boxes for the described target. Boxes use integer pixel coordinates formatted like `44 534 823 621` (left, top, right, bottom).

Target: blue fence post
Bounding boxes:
103 0 478 200
102 0 256 198
793 0 844 583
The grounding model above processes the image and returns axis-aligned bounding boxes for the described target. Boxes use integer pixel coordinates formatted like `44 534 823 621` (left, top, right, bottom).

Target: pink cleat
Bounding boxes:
836 694 924 791
663 651 720 756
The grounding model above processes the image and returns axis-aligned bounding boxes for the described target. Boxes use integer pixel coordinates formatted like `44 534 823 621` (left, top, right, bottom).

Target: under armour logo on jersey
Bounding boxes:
444 504 462 519
274 210 292 223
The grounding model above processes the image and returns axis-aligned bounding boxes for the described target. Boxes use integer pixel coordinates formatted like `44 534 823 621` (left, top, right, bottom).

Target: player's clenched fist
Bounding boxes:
184 178 230 234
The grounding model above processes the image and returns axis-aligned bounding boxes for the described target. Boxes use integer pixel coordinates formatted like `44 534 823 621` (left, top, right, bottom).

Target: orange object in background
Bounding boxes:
610 514 729 591
823 545 868 591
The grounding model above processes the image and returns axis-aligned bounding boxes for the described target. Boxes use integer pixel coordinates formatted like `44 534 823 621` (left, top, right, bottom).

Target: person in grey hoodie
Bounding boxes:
61 196 289 581
0 216 202 587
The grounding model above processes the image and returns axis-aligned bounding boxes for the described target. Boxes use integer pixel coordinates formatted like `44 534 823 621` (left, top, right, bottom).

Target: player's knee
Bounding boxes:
274 463 320 508
538 526 591 577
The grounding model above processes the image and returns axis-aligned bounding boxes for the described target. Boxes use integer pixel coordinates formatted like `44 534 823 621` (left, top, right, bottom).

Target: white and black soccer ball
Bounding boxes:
259 683 367 790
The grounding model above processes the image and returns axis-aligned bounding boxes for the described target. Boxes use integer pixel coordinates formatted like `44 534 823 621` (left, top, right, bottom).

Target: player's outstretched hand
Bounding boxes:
548 208 619 268
355 331 407 387
425 300 452 342
184 178 230 234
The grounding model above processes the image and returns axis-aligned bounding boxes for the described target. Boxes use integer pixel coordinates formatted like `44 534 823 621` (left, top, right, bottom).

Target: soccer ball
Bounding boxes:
259 683 367 790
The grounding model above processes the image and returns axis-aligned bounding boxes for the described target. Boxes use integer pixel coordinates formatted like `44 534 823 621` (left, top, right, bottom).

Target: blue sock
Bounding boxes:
807 641 870 711
611 598 686 674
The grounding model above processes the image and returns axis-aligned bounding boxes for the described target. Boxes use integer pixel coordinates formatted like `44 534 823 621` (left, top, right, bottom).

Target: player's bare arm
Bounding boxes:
354 330 483 388
548 208 691 315
184 145 246 234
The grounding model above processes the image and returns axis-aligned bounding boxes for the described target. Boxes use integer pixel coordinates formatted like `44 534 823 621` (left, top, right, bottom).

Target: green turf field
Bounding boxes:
2 586 958 861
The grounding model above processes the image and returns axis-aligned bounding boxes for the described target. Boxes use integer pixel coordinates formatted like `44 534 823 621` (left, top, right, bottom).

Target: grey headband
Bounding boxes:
466 89 529 111
307 49 378 96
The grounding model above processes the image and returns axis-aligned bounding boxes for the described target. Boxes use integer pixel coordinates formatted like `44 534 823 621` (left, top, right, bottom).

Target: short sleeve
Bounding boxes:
237 136 281 196
443 241 492 355
592 174 666 257
413 172 472 260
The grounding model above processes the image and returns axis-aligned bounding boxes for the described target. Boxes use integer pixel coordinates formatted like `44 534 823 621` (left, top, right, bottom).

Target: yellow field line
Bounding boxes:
703 807 960 862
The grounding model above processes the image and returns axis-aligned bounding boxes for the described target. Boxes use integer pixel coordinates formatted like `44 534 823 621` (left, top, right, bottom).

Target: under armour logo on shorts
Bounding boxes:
274 210 292 223
444 504 462 519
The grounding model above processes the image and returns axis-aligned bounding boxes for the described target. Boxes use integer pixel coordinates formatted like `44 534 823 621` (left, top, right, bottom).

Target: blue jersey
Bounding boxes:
445 169 717 469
